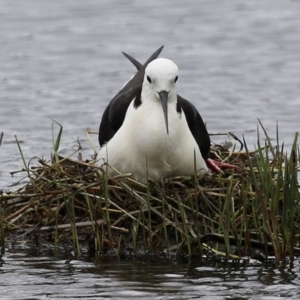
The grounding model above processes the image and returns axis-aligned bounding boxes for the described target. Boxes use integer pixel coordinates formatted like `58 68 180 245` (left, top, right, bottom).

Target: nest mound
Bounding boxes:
1 131 300 260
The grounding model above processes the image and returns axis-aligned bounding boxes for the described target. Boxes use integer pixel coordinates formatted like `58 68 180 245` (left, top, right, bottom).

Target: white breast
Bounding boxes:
96 99 208 182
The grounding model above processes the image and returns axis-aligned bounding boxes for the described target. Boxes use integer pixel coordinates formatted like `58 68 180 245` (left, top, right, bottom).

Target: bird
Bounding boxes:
95 46 212 182
122 50 238 173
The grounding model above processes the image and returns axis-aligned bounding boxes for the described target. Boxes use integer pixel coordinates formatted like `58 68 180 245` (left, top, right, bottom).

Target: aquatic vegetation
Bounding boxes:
0 123 299 261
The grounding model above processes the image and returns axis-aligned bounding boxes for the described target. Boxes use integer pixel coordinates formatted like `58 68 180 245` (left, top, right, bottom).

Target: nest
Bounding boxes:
1 128 300 261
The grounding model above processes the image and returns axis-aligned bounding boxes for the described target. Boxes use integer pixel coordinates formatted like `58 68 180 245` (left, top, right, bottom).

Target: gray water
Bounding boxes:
1 248 300 300
1 0 300 298
1 0 300 190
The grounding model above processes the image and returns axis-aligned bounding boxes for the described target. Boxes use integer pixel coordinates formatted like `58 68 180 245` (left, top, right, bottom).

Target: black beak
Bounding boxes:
158 90 169 134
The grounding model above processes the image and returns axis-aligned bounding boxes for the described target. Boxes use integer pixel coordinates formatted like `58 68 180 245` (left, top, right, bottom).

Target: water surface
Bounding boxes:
1 248 300 299
1 0 300 190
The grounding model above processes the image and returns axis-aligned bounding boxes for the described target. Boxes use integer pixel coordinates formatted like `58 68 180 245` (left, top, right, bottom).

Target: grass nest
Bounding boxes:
0 125 300 260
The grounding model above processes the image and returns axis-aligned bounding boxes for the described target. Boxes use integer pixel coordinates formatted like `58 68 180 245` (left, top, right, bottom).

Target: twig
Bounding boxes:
0 132 3 147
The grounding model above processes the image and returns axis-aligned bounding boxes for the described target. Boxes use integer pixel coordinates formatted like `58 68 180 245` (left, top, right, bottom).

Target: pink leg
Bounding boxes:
206 158 238 173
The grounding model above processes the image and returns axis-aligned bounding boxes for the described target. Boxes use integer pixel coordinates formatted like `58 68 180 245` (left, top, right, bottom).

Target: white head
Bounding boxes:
143 58 179 134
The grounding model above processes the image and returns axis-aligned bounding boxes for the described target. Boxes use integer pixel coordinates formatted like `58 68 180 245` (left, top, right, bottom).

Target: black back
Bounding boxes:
122 50 211 159
98 46 164 147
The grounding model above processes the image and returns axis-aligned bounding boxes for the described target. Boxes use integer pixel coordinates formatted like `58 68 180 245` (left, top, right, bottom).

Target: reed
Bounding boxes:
0 124 299 260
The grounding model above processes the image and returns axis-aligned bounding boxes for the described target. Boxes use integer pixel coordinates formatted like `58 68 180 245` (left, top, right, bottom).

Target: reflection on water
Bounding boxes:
0 248 300 299
1 0 300 190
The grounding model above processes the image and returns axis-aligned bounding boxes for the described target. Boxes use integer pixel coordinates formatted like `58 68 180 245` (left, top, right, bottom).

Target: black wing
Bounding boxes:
122 51 142 70
122 51 211 159
99 46 164 147
177 96 210 159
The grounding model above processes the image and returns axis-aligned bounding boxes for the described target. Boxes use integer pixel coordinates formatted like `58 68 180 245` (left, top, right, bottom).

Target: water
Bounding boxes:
1 248 300 300
1 0 300 298
1 0 300 190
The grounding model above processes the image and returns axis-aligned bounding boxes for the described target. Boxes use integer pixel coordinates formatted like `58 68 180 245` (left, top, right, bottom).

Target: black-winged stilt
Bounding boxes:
96 47 213 181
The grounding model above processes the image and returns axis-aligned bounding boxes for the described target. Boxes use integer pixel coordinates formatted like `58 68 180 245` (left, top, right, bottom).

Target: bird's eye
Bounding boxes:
174 76 178 83
147 76 152 83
